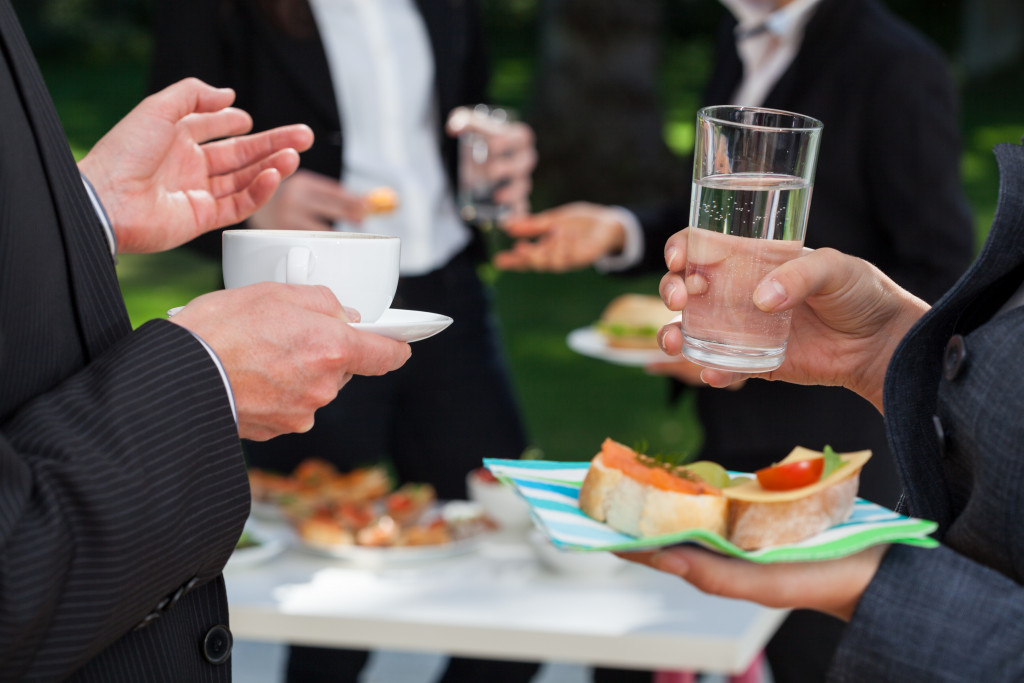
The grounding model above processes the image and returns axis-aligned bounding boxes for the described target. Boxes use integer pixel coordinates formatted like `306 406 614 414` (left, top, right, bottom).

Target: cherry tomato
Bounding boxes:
755 458 824 491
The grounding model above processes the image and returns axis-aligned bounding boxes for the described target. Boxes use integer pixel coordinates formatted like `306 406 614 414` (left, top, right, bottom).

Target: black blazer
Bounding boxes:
830 141 1024 681
630 0 975 507
149 0 490 260
0 2 249 680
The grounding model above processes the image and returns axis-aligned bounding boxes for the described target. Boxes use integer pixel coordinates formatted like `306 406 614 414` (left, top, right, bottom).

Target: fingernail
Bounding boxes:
651 550 690 576
666 246 680 270
753 279 786 311
665 281 677 304
343 306 361 322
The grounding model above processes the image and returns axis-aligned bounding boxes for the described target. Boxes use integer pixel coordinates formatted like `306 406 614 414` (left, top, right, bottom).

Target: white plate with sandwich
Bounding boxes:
567 294 679 367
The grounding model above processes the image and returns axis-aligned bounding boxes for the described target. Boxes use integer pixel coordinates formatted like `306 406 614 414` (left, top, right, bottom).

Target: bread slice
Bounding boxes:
723 448 872 550
579 441 728 538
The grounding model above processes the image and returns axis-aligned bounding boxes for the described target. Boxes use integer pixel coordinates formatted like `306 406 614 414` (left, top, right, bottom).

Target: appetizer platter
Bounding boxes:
248 459 496 564
484 439 938 563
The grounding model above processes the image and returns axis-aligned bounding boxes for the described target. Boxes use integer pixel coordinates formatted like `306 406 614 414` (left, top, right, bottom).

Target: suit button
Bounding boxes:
202 625 233 665
943 335 967 380
932 414 947 458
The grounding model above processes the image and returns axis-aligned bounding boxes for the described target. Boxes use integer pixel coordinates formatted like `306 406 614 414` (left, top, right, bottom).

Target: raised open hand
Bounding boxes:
78 77 314 254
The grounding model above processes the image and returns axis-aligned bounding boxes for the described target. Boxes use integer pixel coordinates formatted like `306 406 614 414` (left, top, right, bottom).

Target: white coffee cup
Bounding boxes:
222 230 400 323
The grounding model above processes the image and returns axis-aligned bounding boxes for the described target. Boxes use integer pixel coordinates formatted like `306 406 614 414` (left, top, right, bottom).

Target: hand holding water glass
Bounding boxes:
681 106 823 372
447 104 535 230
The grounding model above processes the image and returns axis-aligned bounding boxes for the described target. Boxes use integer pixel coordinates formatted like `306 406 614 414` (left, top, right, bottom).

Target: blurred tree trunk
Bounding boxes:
528 0 688 209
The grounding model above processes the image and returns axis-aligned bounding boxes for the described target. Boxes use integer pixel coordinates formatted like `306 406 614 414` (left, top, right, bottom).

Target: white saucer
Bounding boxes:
566 326 676 367
351 309 453 343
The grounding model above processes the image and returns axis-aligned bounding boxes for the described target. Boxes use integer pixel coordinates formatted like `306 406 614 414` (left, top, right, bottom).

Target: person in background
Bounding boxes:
494 0 974 681
630 136 1024 680
0 0 412 675
149 1 541 682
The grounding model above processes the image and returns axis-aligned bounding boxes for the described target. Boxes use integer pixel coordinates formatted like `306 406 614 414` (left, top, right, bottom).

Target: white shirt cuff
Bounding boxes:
595 206 644 273
81 174 117 258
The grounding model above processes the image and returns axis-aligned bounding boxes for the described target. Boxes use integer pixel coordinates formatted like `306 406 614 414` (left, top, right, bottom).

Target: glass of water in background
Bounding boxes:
681 106 823 372
454 104 516 232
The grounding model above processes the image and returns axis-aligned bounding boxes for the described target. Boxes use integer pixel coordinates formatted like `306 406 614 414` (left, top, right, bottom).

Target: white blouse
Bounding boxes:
309 0 471 276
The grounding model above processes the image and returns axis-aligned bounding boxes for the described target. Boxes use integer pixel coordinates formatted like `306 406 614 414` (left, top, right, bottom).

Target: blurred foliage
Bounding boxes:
12 0 151 62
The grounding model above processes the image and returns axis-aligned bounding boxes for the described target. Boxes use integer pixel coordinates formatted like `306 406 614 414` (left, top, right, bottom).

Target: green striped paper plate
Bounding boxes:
484 459 938 563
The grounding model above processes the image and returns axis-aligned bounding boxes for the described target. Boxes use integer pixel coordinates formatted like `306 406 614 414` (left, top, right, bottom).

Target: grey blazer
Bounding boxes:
829 141 1024 680
0 2 249 680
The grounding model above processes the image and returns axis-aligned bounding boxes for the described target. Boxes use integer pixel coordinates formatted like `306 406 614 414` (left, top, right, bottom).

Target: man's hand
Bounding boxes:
78 78 314 254
658 228 929 412
495 202 627 272
247 169 371 232
618 544 889 622
168 282 410 441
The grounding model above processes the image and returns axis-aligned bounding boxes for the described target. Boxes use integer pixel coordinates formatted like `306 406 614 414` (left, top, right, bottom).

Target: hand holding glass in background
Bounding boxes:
447 104 536 242
681 106 823 372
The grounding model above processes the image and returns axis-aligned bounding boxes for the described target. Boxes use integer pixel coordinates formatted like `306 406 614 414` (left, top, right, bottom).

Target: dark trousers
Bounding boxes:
245 246 537 682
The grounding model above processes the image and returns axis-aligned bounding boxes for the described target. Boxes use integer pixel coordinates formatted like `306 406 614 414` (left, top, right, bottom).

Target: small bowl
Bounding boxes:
466 468 533 530
527 530 626 577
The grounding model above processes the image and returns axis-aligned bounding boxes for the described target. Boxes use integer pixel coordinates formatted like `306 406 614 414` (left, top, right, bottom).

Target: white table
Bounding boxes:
224 527 787 675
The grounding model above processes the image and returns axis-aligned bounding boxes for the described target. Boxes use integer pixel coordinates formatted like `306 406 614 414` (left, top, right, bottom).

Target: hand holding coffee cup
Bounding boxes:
222 229 400 323
169 282 411 440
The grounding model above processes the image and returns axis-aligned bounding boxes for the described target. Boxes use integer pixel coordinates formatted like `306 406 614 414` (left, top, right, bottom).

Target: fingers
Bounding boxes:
342 329 413 377
147 78 237 124
175 283 410 440
208 147 300 198
664 229 689 273
486 122 535 157
644 357 705 385
199 167 285 230
503 210 558 238
493 176 532 207
180 107 253 146
643 544 887 620
203 123 315 178
751 247 846 313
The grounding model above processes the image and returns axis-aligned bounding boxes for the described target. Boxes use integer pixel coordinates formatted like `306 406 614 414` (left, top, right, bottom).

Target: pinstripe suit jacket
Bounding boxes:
0 3 250 680
828 142 1024 680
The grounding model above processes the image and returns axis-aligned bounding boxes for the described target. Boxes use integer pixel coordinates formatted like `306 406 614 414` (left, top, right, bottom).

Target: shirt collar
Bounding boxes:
722 0 824 41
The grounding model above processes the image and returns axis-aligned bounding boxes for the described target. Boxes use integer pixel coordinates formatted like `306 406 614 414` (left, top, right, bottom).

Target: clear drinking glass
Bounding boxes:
455 104 516 232
681 106 823 372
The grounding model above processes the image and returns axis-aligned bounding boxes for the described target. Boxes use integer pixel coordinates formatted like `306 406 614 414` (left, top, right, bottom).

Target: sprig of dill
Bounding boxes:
633 439 693 470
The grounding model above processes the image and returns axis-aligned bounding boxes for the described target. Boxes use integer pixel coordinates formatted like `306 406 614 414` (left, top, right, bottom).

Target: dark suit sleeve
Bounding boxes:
0 320 249 680
832 543 1024 680
861 45 974 303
